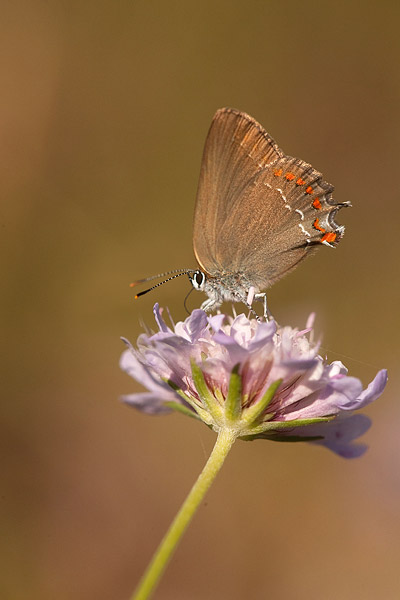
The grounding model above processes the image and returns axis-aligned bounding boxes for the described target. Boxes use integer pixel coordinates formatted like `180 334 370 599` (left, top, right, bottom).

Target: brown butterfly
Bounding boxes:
132 108 349 316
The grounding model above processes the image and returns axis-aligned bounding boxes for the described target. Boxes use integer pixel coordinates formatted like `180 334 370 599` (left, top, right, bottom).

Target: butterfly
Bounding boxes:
132 108 349 316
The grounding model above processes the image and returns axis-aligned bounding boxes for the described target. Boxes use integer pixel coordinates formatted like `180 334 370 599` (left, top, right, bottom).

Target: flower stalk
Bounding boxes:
131 428 237 600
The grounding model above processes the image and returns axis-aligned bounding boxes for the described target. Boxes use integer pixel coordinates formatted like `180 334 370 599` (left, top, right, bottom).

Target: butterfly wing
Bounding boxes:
193 108 283 274
193 108 347 290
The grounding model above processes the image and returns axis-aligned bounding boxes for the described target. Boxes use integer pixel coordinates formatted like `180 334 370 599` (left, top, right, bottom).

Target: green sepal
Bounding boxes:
243 379 282 425
240 433 325 443
225 364 242 422
163 401 202 420
163 377 213 424
239 415 334 439
190 359 222 420
163 378 198 411
262 415 334 430
254 415 333 433
164 378 180 391
214 388 225 403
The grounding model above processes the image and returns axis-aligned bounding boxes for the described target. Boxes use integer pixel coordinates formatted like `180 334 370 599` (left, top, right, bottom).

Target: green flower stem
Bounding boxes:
131 428 237 600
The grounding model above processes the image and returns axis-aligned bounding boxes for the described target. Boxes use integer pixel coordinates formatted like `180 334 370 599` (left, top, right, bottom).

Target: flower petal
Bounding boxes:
310 414 372 458
120 348 166 392
208 313 226 332
341 369 388 410
174 309 209 342
121 392 174 414
153 303 170 333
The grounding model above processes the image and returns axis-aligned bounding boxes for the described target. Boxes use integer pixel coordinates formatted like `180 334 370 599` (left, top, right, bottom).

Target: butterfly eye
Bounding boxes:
191 270 205 290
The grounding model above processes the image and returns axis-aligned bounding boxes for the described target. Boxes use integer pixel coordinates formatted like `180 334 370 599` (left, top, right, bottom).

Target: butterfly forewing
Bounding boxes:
193 108 346 290
193 108 283 274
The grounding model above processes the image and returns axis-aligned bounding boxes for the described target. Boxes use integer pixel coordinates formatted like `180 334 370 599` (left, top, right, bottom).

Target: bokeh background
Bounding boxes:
2 2 399 599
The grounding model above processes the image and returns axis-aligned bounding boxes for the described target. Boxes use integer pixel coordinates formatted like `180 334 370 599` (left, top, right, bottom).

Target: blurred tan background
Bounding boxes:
1 1 399 599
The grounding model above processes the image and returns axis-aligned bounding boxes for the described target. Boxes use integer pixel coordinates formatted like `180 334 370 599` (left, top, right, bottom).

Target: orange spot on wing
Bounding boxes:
296 178 305 185
312 198 322 209
306 186 313 194
321 232 337 244
313 218 326 233
274 169 283 176
285 172 295 181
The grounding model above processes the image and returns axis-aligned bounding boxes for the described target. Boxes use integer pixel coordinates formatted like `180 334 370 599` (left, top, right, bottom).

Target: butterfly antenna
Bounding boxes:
129 269 194 288
132 271 193 299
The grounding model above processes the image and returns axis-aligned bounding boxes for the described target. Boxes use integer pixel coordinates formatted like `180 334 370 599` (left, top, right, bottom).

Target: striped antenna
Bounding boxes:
129 269 194 288
130 269 195 299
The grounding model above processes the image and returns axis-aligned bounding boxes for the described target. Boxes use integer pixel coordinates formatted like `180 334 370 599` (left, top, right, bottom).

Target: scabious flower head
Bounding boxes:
120 304 387 458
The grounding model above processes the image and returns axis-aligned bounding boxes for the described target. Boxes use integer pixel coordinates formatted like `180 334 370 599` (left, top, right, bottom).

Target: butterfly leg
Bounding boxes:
254 292 270 320
245 287 262 321
200 298 221 313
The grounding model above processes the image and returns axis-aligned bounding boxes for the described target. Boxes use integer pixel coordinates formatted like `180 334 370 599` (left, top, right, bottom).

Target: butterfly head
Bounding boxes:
188 269 206 290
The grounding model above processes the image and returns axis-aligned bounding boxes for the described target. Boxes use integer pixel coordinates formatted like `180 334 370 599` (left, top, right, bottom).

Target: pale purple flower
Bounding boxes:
120 304 387 458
